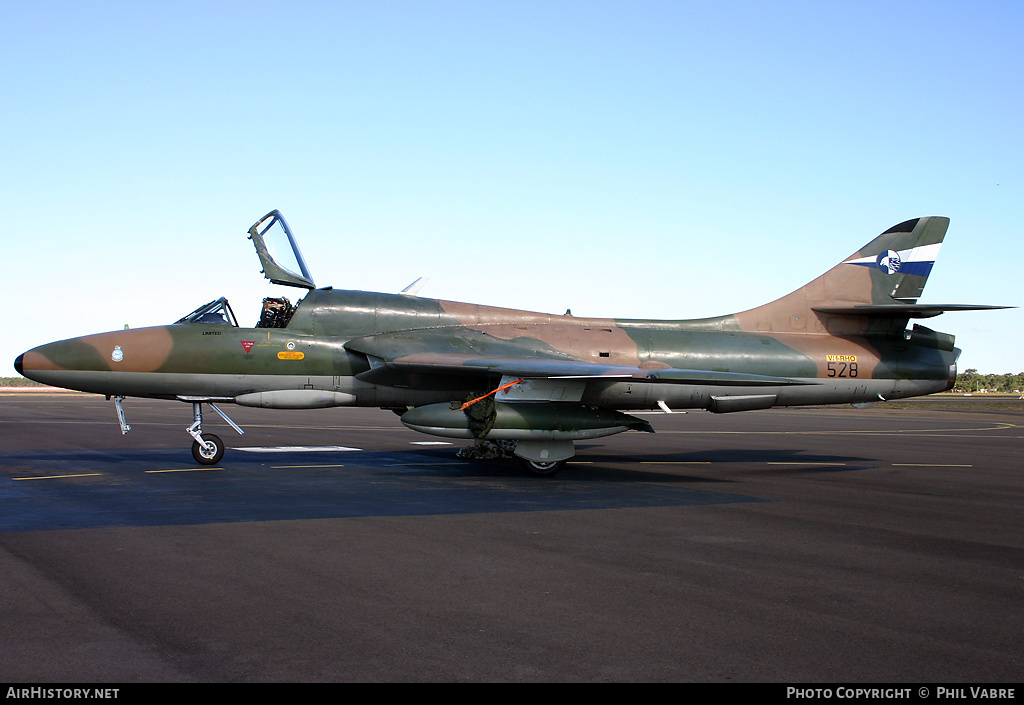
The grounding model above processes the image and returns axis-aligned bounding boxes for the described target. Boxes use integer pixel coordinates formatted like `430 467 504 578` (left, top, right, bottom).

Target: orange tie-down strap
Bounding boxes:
460 378 524 411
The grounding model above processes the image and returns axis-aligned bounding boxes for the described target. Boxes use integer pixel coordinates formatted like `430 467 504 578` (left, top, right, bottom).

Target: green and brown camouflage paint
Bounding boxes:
17 215 995 467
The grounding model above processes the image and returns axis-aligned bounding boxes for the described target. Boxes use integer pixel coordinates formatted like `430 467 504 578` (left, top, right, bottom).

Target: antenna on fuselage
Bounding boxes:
400 277 428 296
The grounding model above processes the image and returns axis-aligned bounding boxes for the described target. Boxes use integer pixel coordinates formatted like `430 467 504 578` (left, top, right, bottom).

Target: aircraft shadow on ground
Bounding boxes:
394 446 878 483
624 447 877 470
0 446 774 532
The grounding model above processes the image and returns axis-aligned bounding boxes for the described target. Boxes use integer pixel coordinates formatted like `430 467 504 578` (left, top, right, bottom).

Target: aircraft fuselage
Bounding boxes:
16 287 958 411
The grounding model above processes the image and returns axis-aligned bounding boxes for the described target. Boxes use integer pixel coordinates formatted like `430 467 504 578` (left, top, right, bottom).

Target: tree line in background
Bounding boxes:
1 376 43 386
954 369 1024 394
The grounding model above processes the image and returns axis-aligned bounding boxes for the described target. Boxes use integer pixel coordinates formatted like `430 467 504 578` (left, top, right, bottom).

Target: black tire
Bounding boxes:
518 457 566 477
191 433 225 465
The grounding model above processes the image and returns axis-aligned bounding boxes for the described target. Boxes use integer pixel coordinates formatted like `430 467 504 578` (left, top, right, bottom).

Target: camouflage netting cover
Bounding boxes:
453 393 497 438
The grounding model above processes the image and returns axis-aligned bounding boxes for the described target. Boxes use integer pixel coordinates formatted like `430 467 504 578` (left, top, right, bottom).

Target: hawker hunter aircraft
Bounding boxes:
14 211 1007 474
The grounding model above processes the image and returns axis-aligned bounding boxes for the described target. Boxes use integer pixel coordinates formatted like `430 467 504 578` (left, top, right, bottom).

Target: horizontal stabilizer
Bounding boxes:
812 304 1012 319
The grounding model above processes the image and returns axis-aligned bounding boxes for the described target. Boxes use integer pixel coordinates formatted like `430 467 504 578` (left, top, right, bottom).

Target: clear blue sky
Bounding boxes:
5 1 1021 374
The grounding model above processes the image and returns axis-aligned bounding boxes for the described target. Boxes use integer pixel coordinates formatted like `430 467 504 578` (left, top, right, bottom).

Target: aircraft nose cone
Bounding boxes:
14 353 24 376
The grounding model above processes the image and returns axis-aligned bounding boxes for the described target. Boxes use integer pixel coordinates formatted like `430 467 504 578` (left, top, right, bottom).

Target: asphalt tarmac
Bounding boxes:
0 391 1021 682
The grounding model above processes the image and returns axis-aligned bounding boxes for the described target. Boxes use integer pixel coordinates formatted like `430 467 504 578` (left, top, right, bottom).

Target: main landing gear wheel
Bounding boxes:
518 457 566 477
191 433 225 465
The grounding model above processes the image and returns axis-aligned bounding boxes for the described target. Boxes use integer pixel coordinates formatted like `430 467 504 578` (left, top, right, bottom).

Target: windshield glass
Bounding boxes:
176 298 239 326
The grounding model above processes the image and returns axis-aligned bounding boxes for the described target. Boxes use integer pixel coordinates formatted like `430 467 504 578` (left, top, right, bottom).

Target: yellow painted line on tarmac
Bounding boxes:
892 463 973 467
145 467 223 473
270 464 346 469
12 473 103 480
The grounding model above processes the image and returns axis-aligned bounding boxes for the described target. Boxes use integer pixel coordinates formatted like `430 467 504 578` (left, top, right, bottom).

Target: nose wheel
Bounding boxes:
191 433 225 465
184 401 244 465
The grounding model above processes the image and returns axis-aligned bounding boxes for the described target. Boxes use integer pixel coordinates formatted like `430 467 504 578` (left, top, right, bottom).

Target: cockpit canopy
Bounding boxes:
176 212 314 329
248 210 316 289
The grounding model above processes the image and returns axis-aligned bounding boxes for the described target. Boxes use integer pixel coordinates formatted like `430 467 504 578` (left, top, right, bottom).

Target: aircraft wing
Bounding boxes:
345 330 814 387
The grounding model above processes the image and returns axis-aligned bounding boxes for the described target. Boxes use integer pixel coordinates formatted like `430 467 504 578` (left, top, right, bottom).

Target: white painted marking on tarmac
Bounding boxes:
233 446 362 453
409 441 452 445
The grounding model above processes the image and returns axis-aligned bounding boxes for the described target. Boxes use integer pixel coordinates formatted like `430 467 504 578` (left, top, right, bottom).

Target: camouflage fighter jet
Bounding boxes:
14 211 1008 474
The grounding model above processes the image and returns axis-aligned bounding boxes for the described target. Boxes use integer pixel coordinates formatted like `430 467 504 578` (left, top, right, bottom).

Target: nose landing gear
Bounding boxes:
184 401 244 465
107 397 245 465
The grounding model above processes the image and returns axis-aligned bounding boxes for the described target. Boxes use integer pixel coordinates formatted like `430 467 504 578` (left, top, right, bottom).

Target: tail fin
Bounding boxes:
833 216 948 303
733 217 1001 334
